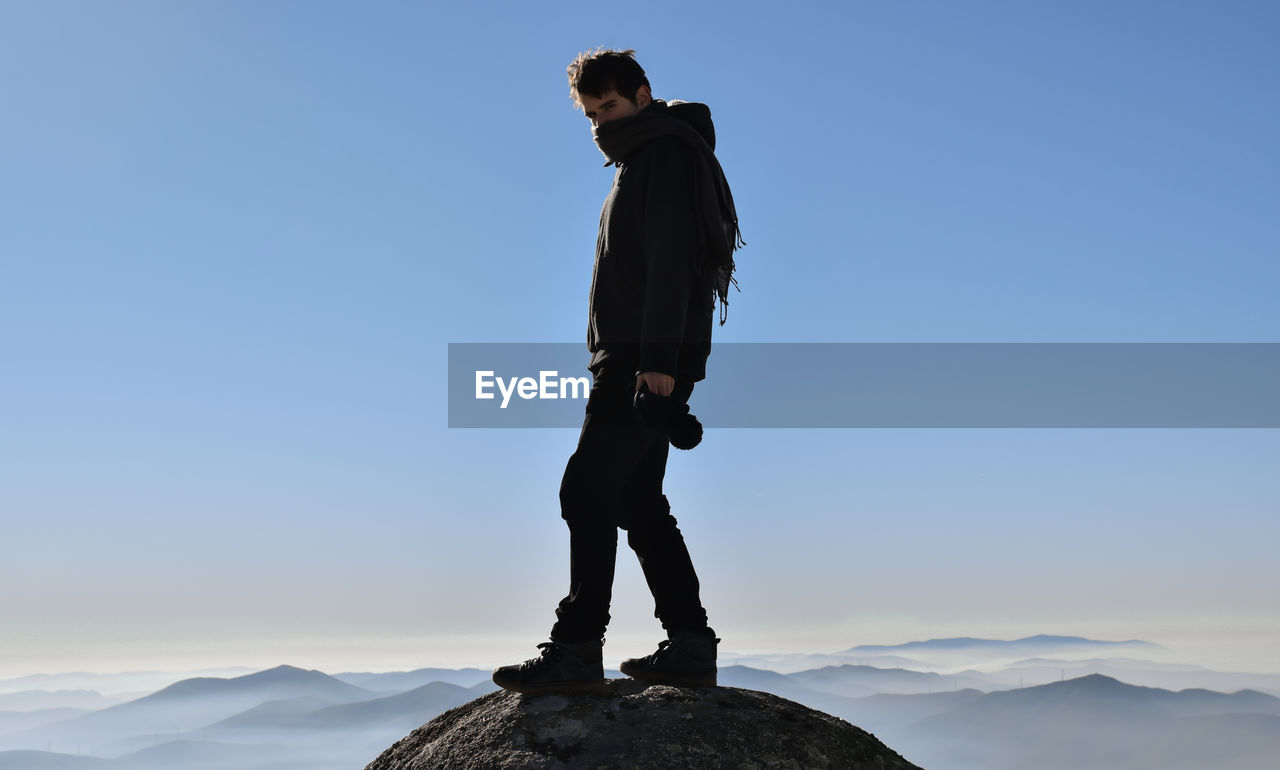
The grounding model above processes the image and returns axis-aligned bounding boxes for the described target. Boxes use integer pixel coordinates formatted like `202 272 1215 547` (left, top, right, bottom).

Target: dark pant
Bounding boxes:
550 364 709 643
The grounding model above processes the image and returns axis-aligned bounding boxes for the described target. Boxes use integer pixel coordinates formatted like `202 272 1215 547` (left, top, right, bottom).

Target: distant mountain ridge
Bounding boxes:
0 669 253 698
842 634 1158 654
8 665 375 752
334 668 490 692
0 691 127 713
148 665 364 701
788 664 993 697
903 674 1280 769
725 635 1167 676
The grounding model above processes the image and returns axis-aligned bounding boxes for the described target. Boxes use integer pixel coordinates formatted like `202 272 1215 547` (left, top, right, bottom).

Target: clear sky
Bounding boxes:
2 1 1277 676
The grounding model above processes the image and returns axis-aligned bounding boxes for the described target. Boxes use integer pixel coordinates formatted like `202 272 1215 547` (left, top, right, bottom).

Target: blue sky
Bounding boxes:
1 1 1277 675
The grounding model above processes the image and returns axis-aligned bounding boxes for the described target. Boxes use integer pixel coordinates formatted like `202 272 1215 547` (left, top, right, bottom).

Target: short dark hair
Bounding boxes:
566 47 650 108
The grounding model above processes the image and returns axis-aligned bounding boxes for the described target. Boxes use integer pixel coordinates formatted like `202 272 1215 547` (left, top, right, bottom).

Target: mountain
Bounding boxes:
205 680 480 735
717 665 910 725
842 634 1158 655
721 651 933 674
467 680 500 696
1009 656 1206 671
204 696 337 730
304 681 477 731
905 674 1280 770
924 673 1280 726
0 670 252 698
788 664 998 697
718 665 827 703
916 673 1280 742
993 657 1280 695
147 665 366 702
714 667 1280 770
333 668 491 691
168 677 507 770
5 665 373 753
818 689 988 734
194 680 505 770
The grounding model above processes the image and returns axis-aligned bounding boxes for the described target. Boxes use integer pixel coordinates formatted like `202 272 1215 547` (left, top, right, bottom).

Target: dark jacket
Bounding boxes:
586 103 719 383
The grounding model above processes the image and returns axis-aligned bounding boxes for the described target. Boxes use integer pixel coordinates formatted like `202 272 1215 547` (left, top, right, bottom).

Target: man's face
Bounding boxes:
578 86 651 128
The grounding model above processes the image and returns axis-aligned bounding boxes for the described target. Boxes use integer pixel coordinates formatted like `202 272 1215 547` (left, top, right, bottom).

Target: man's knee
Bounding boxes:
559 448 595 522
559 477 589 523
620 493 675 534
559 468 619 525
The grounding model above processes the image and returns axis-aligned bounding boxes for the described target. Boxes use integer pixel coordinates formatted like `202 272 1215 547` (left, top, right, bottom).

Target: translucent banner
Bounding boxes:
447 343 1280 428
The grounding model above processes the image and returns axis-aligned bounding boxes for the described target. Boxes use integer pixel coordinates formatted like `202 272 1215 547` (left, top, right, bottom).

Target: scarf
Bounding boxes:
593 98 744 325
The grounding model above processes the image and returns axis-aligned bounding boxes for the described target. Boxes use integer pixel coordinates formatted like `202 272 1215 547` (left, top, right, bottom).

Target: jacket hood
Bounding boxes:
656 99 716 151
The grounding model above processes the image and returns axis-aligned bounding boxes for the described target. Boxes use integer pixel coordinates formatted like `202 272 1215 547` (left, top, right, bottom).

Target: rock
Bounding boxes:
365 679 922 769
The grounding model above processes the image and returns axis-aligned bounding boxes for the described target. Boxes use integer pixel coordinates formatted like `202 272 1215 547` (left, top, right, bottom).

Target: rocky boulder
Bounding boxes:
365 679 922 769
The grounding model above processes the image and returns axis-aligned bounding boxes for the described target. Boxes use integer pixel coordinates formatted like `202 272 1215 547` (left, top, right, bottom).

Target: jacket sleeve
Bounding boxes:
638 136 700 379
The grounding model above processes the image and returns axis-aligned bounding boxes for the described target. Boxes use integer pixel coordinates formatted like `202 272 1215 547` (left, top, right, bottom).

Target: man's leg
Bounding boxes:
620 495 720 687
626 506 712 633
618 379 719 686
551 364 667 643
619 378 710 633
549 513 618 643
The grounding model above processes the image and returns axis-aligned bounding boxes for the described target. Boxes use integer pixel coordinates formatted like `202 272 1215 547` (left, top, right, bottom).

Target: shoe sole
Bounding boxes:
491 673 609 695
619 661 716 688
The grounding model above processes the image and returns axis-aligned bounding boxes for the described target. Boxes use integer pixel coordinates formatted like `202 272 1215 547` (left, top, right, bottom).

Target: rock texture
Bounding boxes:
365 679 922 769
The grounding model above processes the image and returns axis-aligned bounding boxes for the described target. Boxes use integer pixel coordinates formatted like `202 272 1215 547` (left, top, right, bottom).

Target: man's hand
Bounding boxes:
636 371 675 396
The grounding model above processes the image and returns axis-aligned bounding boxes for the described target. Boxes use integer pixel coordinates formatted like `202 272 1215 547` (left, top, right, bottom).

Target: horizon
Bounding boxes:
5 630 1280 683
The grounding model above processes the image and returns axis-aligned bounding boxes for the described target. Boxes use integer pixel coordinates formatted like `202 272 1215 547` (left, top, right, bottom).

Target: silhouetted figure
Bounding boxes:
493 47 743 694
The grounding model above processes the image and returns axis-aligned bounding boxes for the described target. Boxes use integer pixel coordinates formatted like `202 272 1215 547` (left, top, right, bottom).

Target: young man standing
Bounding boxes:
493 48 742 694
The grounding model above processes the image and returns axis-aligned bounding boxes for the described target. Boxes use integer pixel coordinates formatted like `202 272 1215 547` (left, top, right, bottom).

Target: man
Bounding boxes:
493 48 742 695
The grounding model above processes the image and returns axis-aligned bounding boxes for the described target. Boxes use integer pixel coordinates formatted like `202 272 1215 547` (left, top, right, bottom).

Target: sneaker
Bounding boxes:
619 629 719 687
492 640 606 695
